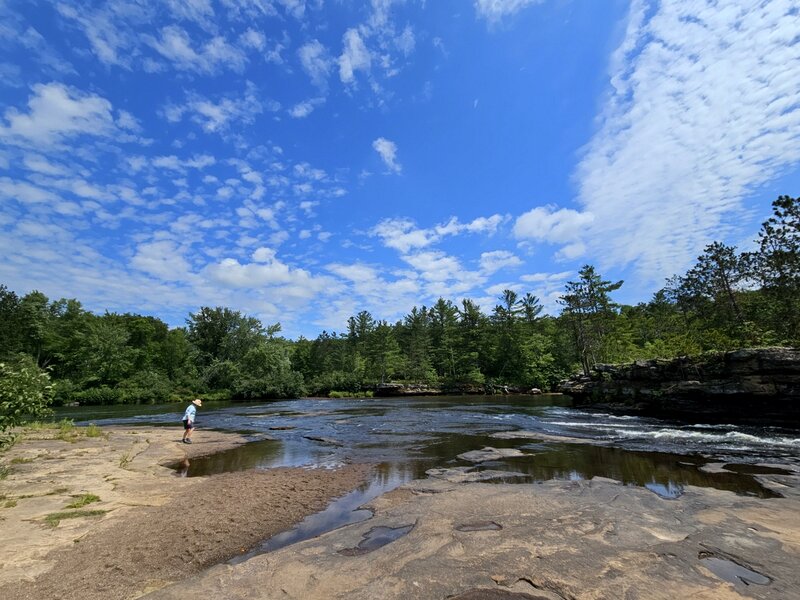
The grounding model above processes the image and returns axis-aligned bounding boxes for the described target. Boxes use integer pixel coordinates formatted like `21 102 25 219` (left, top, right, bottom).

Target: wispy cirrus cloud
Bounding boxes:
146 25 248 73
571 0 800 281
474 0 544 24
163 83 269 133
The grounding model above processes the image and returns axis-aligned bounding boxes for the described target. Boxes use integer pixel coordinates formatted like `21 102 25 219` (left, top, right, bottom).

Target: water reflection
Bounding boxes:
60 395 797 498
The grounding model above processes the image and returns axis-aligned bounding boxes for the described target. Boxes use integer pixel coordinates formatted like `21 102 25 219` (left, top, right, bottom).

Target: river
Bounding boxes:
54 394 800 556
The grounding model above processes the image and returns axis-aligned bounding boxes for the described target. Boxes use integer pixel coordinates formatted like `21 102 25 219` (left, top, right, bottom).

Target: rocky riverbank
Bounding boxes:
374 382 542 396
559 347 800 424
145 466 800 600
0 426 371 600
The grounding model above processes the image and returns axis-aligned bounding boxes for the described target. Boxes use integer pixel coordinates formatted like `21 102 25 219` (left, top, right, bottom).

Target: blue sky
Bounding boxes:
1 0 799 338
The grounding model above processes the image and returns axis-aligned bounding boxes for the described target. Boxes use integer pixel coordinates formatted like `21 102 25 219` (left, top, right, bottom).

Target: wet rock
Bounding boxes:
448 590 553 600
337 524 414 556
455 521 503 532
144 475 800 600
458 447 528 463
302 435 343 446
558 347 800 424
698 550 771 586
426 467 528 483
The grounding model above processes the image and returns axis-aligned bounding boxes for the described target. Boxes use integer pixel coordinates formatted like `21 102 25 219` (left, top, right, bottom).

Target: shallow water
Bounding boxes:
60 395 799 555
61 395 799 496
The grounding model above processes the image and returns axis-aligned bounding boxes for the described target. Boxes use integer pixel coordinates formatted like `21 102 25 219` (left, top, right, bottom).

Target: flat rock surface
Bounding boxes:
146 474 800 600
0 426 371 600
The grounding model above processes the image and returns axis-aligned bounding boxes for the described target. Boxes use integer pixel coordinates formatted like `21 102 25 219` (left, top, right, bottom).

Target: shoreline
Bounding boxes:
2 423 800 599
0 426 372 600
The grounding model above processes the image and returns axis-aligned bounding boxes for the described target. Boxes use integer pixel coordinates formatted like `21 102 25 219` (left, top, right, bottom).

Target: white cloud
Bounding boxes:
239 28 266 50
0 178 59 204
164 84 264 132
277 0 307 20
474 0 544 24
402 250 486 296
22 154 70 176
131 240 193 281
298 40 332 87
372 137 401 173
55 2 138 67
166 0 214 24
339 28 372 84
0 83 120 146
147 26 247 73
479 250 522 274
152 154 216 171
252 246 276 262
372 218 437 253
436 215 505 236
513 206 594 251
205 255 327 292
575 0 800 280
373 214 506 253
289 97 325 118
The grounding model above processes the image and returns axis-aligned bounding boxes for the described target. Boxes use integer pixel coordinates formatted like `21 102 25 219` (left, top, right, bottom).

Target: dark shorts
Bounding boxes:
183 419 193 430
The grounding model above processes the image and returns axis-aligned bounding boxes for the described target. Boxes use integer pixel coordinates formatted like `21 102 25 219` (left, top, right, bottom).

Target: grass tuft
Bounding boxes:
84 423 103 438
44 509 107 527
66 493 100 509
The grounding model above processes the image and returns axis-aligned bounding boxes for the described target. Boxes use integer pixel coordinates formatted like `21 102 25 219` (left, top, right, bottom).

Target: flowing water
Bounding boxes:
58 395 800 551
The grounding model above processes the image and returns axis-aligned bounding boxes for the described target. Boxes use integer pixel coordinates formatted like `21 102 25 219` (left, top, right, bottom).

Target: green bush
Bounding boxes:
328 390 374 398
307 371 363 396
233 371 306 399
1 356 54 449
117 370 173 404
51 379 79 407
72 386 122 405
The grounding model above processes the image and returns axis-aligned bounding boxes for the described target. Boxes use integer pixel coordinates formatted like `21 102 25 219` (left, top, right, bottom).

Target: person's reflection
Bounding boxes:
176 457 190 477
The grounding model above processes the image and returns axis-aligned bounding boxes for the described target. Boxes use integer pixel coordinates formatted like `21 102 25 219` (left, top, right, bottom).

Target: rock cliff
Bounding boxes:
558 347 800 423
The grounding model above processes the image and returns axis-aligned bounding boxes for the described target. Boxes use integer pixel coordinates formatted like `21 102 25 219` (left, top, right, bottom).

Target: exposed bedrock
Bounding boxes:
558 347 800 424
144 474 800 600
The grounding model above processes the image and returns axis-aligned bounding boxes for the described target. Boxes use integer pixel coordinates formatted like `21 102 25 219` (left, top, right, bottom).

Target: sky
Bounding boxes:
1 0 799 338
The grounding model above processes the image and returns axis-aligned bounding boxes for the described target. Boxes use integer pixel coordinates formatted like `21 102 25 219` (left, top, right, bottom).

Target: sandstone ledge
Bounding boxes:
559 347 800 423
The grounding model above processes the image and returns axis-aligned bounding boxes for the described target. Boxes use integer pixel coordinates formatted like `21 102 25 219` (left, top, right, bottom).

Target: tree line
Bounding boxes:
1 195 798 409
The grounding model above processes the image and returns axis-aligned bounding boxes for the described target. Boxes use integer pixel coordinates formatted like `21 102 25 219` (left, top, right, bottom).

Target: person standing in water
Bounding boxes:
182 398 202 444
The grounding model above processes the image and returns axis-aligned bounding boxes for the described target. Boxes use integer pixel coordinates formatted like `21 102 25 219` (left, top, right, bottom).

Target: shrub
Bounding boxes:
72 386 122 406
0 356 54 449
232 371 306 399
51 379 79 407
117 370 173 404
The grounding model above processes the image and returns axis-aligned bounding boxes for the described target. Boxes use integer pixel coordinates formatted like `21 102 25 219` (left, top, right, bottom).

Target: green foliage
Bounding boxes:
328 390 374 398
84 424 103 438
0 355 54 449
72 386 123 406
559 266 624 374
117 370 173 404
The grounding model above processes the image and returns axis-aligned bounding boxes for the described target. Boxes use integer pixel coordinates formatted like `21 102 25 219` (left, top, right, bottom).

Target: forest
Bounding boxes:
1 195 798 408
